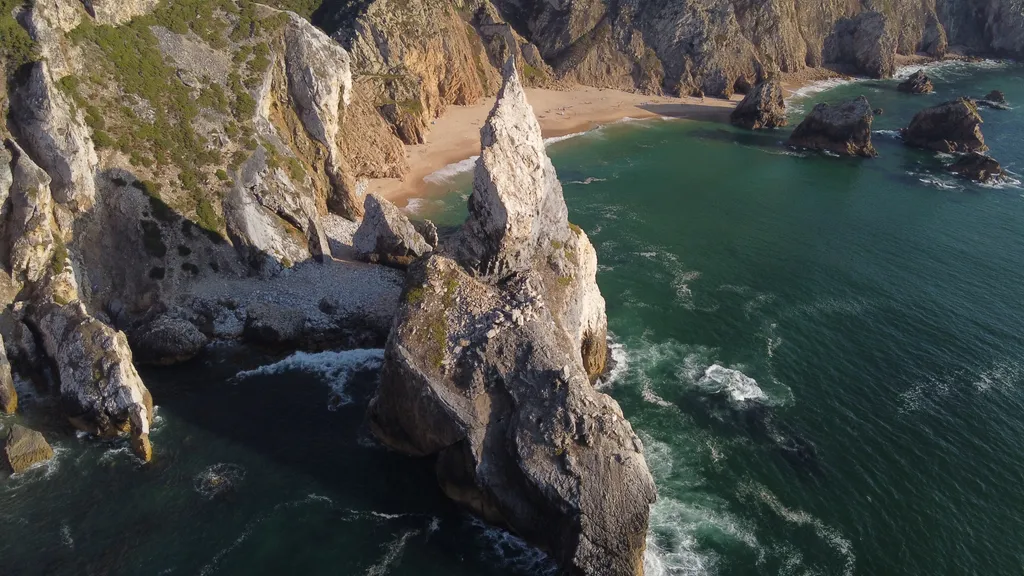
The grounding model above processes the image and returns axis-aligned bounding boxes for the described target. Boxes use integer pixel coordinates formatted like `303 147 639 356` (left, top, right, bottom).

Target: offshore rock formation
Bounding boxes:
731 79 787 130
948 152 1006 183
353 194 432 269
898 70 935 94
787 96 877 157
4 424 54 473
369 60 654 576
902 98 988 153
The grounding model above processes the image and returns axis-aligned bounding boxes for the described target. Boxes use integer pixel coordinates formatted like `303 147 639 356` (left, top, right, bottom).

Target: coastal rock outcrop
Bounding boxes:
824 11 897 78
0 335 16 414
369 59 654 576
898 70 935 94
787 96 877 157
4 425 54 473
948 152 1006 183
31 301 154 461
902 98 988 153
730 79 787 130
6 141 55 284
984 90 1006 104
130 316 208 366
353 194 432 268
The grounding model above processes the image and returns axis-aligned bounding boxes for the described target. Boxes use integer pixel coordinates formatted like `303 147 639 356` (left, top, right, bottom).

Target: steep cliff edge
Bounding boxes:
368 60 654 575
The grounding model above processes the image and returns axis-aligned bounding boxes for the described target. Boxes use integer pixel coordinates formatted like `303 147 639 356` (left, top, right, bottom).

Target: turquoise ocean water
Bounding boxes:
3 61 1023 575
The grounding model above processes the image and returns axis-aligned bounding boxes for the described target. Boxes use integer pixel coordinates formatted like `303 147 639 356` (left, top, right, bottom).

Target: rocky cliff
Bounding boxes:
368 59 654 575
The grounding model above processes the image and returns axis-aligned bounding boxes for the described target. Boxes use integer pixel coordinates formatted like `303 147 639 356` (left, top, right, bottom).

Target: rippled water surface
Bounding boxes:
3 61 1024 575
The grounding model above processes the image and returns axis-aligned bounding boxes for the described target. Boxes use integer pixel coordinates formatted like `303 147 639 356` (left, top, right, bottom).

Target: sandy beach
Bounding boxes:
368 86 741 205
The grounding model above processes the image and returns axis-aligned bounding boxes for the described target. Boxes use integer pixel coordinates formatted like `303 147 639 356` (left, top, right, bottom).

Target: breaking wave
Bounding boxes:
696 365 768 405
194 463 247 499
423 156 479 184
233 349 384 409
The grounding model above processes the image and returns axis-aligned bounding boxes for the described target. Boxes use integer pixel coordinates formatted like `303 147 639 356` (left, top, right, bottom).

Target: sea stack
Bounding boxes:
897 70 934 94
368 58 656 576
902 98 988 153
730 80 788 130
787 96 877 157
948 152 1006 183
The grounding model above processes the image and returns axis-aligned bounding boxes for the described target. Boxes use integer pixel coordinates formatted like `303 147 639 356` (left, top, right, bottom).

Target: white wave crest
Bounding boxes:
872 129 902 140
233 349 384 409
423 156 479 185
544 131 588 145
696 365 767 404
470 517 557 575
596 337 630 389
194 463 247 499
568 177 608 185
366 529 420 576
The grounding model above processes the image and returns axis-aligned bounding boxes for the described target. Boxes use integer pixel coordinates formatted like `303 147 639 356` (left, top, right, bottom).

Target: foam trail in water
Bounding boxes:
697 365 767 404
234 349 384 409
423 156 479 184
544 131 588 145
365 529 419 576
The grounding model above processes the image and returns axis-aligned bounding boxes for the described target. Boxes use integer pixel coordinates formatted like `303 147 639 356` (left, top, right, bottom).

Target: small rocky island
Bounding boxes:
731 79 788 130
898 70 934 94
902 98 988 153
787 96 877 157
362 59 656 576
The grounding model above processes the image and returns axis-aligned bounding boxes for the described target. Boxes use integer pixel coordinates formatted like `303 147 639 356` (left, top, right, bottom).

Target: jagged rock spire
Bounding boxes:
460 56 568 278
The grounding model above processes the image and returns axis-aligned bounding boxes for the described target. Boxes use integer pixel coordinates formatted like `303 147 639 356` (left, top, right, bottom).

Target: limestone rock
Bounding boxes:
787 96 877 157
4 425 53 473
731 80 787 130
130 316 208 366
0 334 16 414
902 98 988 153
6 141 55 284
898 70 934 94
243 302 305 346
369 60 650 576
824 11 897 79
948 152 1006 183
414 219 439 248
9 62 98 212
353 194 432 269
460 57 569 279
86 0 159 25
32 302 154 461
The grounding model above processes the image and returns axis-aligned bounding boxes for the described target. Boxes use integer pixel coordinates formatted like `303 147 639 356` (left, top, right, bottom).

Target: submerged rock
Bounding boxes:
948 152 1006 183
730 80 787 130
787 96 877 157
352 194 432 268
130 316 208 366
369 58 653 576
902 98 988 153
4 425 54 473
897 70 934 94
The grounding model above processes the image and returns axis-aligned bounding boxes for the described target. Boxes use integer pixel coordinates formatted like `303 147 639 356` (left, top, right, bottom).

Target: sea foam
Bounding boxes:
423 156 479 184
696 365 768 405
233 349 385 409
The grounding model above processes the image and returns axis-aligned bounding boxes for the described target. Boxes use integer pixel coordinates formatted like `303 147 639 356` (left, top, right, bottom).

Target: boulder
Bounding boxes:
4 425 54 473
243 302 306 346
824 11 897 79
902 98 988 153
353 194 432 268
0 335 17 414
984 90 1007 104
897 70 934 94
948 152 1006 183
130 316 208 366
730 80 788 130
32 302 154 461
787 96 877 157
369 58 654 576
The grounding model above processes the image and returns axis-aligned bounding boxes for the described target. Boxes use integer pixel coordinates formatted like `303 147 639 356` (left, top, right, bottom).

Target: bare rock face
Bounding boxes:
6 141 56 284
731 79 788 130
902 98 988 153
948 152 1006 183
898 70 934 94
86 0 159 25
0 334 16 414
130 316 208 366
824 11 897 79
369 60 653 576
31 301 154 461
787 96 877 157
353 194 432 268
460 58 569 279
283 13 361 219
9 62 98 212
4 425 54 473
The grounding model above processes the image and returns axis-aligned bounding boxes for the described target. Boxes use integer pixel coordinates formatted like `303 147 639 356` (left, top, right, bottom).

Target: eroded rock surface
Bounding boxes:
731 79 787 130
130 315 208 366
0 335 16 414
4 425 54 473
824 11 897 78
902 98 988 153
948 152 1006 183
353 194 432 268
898 70 934 94
369 59 653 576
787 96 877 157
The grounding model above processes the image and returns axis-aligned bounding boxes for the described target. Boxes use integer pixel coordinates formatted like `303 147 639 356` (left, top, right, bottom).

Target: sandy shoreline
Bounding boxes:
368 86 740 205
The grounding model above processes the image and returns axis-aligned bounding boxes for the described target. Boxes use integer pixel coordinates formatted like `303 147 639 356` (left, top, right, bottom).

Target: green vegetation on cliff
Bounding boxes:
0 0 37 71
